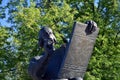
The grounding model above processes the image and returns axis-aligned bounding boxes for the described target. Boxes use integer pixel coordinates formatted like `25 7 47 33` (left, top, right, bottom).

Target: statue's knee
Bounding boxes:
28 56 43 76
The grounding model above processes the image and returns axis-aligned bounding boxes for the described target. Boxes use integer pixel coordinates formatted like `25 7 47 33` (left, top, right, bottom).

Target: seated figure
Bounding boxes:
28 20 97 80
28 27 57 80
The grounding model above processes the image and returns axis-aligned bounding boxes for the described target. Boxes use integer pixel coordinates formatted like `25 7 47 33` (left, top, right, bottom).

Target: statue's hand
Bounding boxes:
85 20 97 34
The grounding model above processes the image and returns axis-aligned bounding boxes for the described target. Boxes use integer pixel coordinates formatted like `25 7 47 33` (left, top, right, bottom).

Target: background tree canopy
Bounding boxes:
0 0 120 80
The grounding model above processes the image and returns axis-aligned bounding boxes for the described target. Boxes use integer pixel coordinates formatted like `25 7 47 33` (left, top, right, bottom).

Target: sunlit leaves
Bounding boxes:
0 27 9 47
15 7 40 28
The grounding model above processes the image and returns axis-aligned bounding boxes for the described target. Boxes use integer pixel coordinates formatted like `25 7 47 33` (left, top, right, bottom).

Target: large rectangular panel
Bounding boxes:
58 22 99 78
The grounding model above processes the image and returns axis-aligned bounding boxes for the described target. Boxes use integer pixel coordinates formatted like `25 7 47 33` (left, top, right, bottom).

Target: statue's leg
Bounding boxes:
34 53 54 80
28 55 44 80
28 53 53 80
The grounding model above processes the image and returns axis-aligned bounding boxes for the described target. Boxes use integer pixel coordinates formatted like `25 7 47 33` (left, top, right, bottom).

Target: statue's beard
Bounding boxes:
43 38 55 51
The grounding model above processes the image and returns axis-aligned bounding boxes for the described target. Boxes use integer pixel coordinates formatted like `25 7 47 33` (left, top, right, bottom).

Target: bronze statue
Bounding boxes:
28 21 98 80
28 27 57 80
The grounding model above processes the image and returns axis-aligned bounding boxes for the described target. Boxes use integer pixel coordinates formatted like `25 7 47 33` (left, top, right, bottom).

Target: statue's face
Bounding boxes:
39 27 56 48
43 27 56 43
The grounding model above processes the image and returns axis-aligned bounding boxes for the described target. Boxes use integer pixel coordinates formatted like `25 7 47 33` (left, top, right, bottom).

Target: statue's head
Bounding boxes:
38 27 56 49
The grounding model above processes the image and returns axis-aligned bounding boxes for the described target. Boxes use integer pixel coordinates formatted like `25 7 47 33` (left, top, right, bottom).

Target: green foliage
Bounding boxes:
0 27 9 47
0 0 120 80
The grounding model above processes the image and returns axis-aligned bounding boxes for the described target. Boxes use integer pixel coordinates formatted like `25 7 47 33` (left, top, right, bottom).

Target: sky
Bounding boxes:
0 0 10 27
0 0 31 27
0 0 99 27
